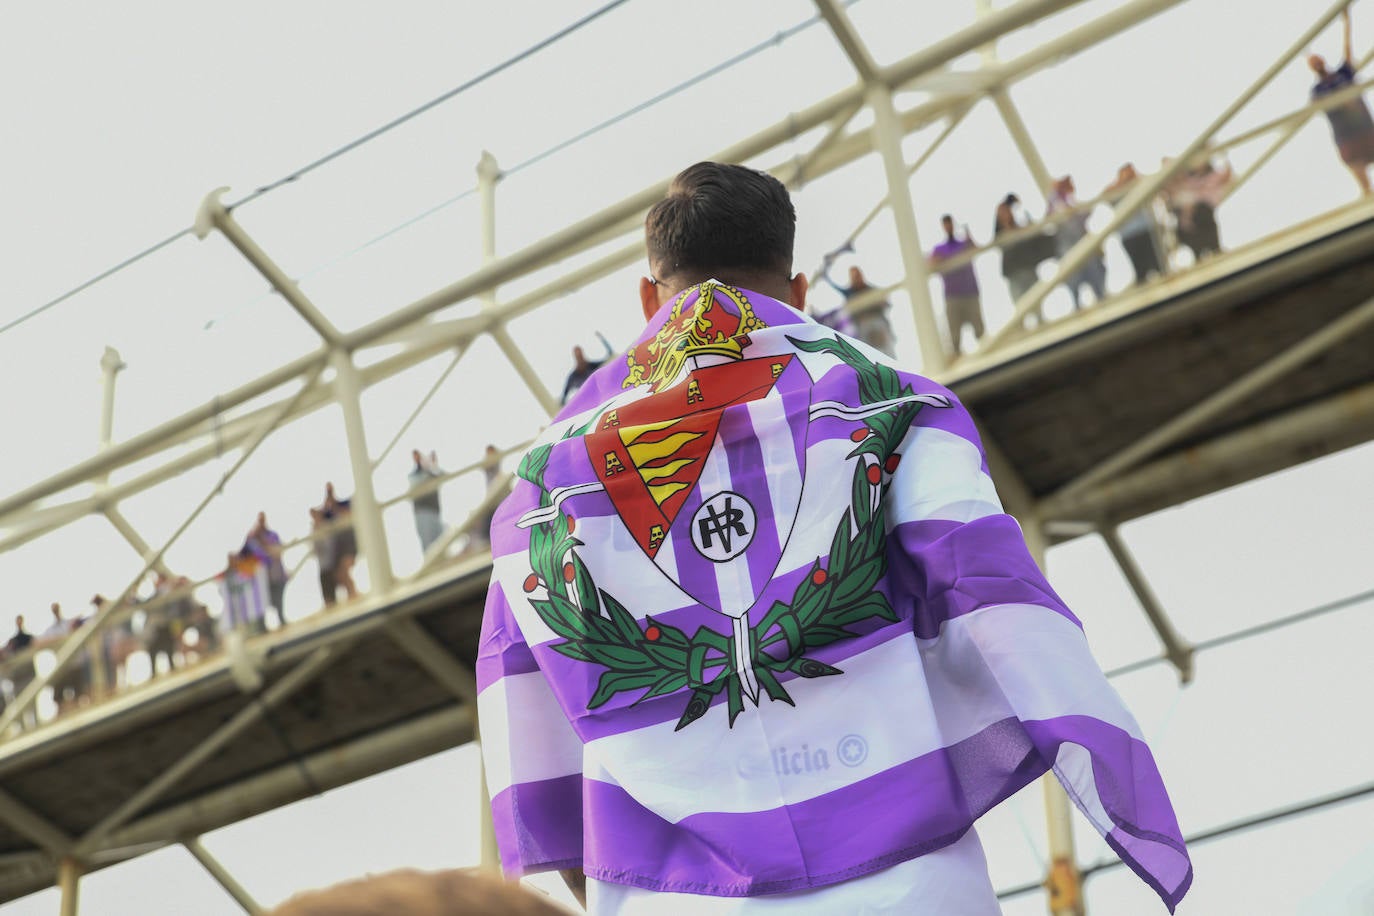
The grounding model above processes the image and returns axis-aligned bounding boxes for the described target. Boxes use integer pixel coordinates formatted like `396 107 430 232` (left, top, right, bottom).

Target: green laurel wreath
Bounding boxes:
516 334 934 731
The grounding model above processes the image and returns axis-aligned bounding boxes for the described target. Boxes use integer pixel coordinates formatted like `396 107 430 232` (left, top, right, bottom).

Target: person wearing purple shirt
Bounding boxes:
1309 7 1374 195
928 214 984 356
244 511 288 627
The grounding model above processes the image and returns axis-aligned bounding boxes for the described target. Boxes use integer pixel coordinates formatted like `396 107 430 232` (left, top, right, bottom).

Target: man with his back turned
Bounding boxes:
479 162 1191 913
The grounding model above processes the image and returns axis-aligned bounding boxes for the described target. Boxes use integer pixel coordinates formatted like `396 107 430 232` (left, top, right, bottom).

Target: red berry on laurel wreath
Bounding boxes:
850 427 870 442
566 515 576 534
811 567 828 586
885 454 901 473
563 562 576 583
644 625 662 642
866 464 882 485
522 573 539 593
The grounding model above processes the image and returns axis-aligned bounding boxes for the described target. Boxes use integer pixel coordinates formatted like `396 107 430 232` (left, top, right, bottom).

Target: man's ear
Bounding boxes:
787 273 809 311
639 276 661 322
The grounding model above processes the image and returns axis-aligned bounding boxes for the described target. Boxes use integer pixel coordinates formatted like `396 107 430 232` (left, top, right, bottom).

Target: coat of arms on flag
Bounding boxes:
515 282 949 729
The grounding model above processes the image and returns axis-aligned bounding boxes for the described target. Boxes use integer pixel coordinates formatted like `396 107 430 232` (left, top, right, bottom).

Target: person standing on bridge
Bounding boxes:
816 256 896 357
1310 5 1374 195
1047 175 1108 310
4 616 36 730
409 450 445 554
244 512 289 628
478 162 1191 913
929 213 985 355
562 334 615 405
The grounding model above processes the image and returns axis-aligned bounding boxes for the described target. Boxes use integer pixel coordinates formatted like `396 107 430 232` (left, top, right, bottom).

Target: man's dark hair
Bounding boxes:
645 162 795 284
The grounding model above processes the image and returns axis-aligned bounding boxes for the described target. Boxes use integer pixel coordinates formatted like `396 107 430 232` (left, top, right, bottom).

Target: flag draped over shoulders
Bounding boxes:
478 281 1191 911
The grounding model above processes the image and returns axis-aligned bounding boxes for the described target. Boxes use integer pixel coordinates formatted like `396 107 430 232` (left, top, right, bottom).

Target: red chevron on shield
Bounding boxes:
586 355 792 560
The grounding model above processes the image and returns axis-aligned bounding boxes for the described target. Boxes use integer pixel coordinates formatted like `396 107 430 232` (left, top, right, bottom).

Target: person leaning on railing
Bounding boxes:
1102 163 1166 286
992 193 1053 319
1309 6 1374 195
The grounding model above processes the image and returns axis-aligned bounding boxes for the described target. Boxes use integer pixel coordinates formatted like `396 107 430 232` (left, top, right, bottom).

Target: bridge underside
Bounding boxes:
0 567 488 903
954 209 1374 527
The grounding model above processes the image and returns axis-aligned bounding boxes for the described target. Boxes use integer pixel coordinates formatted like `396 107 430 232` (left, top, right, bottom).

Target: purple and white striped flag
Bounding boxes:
479 282 1191 911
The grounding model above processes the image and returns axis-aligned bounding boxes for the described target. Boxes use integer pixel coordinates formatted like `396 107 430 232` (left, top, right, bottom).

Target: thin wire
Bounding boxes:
3 1 627 340
1104 586 1374 680
0 228 191 336
995 778 1374 900
502 1 859 179
225 0 629 211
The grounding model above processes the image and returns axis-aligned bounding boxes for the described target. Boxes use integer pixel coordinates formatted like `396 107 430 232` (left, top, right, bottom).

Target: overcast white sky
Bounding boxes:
1 0 1373 912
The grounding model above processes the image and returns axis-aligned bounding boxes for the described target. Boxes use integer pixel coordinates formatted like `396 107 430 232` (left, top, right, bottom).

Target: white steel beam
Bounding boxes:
489 324 560 418
340 0 1089 354
820 103 974 275
183 838 263 915
103 506 171 579
332 351 395 593
812 0 881 84
1054 292 1374 501
195 189 344 347
782 100 864 189
57 857 80 916
0 788 73 857
97 346 125 456
991 87 1055 195
868 83 946 371
1044 776 1085 916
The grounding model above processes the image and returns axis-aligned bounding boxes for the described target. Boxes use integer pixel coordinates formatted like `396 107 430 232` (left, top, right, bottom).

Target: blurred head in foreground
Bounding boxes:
266 868 570 916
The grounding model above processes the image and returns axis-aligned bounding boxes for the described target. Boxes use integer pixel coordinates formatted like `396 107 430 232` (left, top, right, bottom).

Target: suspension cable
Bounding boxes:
1105 586 1374 680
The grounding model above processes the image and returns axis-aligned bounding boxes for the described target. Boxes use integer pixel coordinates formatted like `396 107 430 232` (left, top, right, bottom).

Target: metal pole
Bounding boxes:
489 325 561 417
477 150 501 287
98 346 125 453
812 0 881 83
867 83 947 372
183 837 264 915
1021 517 1084 916
467 150 504 869
331 349 395 594
991 87 1055 195
57 857 81 916
1099 525 1194 683
1043 776 1085 915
